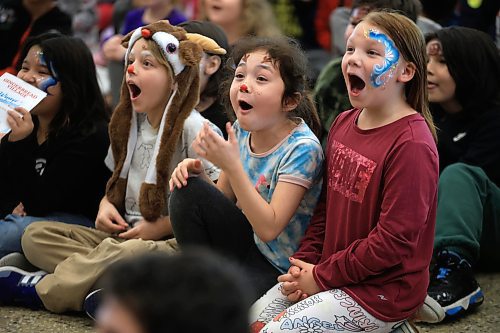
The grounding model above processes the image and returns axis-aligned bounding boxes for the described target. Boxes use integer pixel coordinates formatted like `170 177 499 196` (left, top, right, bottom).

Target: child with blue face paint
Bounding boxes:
0 33 110 263
250 11 440 333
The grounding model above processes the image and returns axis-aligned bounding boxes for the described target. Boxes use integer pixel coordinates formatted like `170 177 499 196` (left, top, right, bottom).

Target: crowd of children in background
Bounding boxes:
0 0 499 332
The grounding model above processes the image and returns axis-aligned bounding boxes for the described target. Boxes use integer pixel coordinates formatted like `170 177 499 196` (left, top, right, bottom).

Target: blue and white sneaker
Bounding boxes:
0 266 46 309
84 288 103 320
428 250 484 319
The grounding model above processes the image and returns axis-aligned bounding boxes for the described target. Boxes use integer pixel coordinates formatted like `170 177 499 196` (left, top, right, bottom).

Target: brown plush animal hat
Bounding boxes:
105 21 203 222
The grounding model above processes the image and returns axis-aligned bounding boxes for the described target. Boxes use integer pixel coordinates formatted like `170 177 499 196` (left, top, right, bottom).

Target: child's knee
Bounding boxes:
440 162 487 185
169 177 208 209
22 222 52 256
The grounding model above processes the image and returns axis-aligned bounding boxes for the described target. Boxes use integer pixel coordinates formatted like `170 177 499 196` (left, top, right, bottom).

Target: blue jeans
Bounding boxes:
0 212 94 258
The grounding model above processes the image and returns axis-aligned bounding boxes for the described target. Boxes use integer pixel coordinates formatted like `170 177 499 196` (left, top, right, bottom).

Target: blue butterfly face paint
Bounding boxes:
364 29 400 88
36 51 59 94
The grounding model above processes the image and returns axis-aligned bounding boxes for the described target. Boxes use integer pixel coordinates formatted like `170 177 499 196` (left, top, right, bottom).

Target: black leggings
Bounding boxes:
169 177 281 300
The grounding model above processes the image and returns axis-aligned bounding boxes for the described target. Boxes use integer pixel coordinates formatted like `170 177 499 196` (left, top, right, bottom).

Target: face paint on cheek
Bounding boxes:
35 50 45 66
36 51 59 94
365 29 400 88
37 76 58 94
426 40 442 56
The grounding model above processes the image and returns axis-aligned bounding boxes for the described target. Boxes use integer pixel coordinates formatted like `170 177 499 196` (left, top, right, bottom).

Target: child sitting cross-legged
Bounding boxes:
0 20 224 314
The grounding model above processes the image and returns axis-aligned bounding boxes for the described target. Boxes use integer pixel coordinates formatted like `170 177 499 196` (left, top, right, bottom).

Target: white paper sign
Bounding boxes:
0 73 47 134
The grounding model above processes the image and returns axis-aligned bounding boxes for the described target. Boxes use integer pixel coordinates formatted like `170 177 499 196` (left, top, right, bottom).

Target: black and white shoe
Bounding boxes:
84 288 103 320
428 250 484 318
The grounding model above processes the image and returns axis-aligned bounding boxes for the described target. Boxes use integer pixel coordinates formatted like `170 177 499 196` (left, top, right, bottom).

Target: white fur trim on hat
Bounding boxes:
124 27 185 76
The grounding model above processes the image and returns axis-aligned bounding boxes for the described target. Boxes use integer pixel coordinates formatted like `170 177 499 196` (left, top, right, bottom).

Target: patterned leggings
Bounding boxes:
250 283 404 333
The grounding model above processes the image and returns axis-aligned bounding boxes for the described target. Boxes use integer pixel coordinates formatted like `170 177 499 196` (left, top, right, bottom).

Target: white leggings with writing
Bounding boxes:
250 283 404 333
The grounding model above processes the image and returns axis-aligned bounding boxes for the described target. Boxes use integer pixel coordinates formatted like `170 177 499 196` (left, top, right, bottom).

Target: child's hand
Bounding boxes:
118 216 172 240
278 264 308 302
102 35 126 61
7 107 34 142
288 257 321 297
12 202 26 217
169 158 203 191
192 122 239 172
95 196 128 233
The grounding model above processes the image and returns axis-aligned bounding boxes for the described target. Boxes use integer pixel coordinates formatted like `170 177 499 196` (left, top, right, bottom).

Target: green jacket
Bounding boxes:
313 57 352 147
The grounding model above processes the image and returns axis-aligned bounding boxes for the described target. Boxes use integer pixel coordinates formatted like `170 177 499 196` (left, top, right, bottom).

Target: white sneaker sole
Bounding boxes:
442 287 484 316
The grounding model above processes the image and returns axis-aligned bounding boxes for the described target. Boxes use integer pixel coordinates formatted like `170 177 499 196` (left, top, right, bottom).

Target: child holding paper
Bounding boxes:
0 33 110 262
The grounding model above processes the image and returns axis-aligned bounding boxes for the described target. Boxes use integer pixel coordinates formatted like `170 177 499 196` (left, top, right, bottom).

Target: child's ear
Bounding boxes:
398 61 416 83
204 55 222 76
283 92 301 112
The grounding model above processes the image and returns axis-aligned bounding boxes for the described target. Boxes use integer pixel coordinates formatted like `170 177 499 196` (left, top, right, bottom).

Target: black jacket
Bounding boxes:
0 0 72 70
434 106 500 186
0 119 111 219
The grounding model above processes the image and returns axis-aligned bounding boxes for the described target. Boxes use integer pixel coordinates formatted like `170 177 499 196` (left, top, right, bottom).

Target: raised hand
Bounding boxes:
7 107 34 142
192 122 240 172
102 35 127 62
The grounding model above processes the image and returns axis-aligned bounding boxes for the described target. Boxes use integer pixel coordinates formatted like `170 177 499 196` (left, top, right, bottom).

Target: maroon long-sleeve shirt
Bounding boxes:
294 109 439 322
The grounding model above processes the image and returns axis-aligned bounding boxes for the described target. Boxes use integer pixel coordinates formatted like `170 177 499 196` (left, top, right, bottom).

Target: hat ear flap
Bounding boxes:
179 40 203 67
142 50 202 221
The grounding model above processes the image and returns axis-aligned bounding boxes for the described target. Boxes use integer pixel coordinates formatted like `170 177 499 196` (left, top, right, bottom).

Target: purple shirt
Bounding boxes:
121 7 187 34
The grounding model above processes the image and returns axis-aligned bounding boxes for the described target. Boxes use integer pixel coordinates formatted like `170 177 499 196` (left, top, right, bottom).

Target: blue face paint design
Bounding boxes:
366 29 400 88
36 52 59 94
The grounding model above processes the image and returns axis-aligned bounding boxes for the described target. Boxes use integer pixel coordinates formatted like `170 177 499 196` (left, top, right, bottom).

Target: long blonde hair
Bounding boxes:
364 11 437 141
199 0 281 40
240 0 281 38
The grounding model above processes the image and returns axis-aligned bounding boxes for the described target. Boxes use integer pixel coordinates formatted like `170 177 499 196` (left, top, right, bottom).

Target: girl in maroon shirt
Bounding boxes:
250 11 439 333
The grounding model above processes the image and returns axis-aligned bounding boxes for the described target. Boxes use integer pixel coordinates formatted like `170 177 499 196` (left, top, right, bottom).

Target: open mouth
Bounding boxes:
128 83 142 99
238 100 253 111
348 74 366 95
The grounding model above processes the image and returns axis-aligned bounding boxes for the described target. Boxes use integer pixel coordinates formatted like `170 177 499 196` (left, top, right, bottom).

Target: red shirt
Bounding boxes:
294 109 438 321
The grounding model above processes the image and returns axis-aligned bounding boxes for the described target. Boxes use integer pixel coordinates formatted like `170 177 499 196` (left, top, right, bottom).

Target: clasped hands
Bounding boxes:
278 257 321 302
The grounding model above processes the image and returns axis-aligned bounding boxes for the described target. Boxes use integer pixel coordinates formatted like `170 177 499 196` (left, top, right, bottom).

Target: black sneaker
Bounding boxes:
0 266 46 309
428 250 484 318
84 288 103 320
